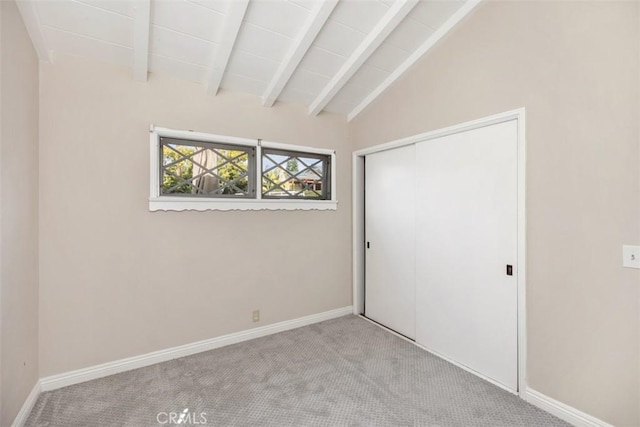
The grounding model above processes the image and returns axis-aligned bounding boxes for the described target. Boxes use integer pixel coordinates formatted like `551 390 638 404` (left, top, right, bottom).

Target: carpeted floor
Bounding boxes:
26 315 569 427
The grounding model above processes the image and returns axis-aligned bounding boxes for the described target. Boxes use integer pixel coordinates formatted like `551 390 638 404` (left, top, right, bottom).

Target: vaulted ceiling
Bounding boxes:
17 0 479 120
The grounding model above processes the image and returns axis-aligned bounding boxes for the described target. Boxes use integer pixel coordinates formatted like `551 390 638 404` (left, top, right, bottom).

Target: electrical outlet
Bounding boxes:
252 310 260 322
622 245 640 269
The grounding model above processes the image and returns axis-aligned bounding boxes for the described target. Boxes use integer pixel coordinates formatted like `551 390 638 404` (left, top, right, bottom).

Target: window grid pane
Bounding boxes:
160 137 255 198
261 148 330 200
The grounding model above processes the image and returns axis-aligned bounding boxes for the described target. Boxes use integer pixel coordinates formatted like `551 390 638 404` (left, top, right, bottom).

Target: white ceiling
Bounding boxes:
17 0 479 120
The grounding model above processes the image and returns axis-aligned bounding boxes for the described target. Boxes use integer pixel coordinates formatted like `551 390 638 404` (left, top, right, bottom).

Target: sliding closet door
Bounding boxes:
365 145 415 339
415 120 518 391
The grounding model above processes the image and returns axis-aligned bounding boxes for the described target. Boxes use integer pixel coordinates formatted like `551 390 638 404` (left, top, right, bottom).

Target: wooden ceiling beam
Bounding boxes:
308 0 418 116
262 0 338 108
348 0 482 121
132 0 151 82
206 0 250 96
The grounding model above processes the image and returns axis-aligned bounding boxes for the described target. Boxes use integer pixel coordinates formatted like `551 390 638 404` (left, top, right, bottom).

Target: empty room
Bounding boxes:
1 0 639 426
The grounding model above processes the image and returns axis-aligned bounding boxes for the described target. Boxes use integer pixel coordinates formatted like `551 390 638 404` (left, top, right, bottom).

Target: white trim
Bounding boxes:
352 154 365 315
12 308 611 427
262 0 338 107
206 0 249 96
152 126 257 147
516 109 527 396
255 144 263 200
361 315 614 427
132 0 150 82
149 198 337 212
261 140 335 156
308 0 419 116
11 380 41 427
524 388 614 427
347 0 482 121
149 127 159 198
352 108 527 394
353 109 524 157
40 306 352 392
149 126 338 212
15 0 51 62
150 127 335 157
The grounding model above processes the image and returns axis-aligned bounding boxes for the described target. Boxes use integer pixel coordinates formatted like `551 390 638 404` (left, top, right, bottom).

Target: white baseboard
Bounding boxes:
11 380 42 427
18 308 614 427
524 388 613 427
360 315 612 427
40 306 352 392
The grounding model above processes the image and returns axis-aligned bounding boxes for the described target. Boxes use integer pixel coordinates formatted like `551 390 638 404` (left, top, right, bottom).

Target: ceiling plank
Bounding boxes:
308 0 418 116
261 0 338 108
132 0 151 82
206 0 250 96
348 0 482 121
15 0 50 62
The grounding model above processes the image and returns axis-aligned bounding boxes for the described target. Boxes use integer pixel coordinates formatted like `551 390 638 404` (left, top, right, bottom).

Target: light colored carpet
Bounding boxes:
26 315 568 427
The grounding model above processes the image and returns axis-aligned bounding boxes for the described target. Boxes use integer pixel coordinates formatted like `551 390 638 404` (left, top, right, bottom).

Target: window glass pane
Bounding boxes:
160 139 254 198
262 149 329 199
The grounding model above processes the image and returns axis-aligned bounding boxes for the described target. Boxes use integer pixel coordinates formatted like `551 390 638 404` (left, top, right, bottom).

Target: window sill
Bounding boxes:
149 197 338 212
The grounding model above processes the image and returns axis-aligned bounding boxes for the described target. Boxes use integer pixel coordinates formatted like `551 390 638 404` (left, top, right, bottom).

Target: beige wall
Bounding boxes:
351 1 640 425
22 1 640 425
38 54 352 377
0 0 40 425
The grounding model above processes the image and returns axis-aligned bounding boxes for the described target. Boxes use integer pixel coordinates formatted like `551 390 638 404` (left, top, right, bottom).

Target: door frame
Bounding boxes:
352 108 527 395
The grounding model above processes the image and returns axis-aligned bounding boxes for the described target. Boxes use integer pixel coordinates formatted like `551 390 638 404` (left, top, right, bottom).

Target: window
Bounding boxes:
261 148 331 200
149 126 337 211
160 138 255 198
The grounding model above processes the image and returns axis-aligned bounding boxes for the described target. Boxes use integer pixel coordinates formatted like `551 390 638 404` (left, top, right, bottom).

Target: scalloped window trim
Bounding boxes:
149 198 337 212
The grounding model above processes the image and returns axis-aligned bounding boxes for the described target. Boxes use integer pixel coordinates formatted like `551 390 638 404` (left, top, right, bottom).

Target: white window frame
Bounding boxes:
149 125 338 212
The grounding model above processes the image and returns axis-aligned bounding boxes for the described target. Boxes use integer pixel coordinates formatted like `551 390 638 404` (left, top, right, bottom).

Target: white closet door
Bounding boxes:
415 120 518 391
365 145 416 339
